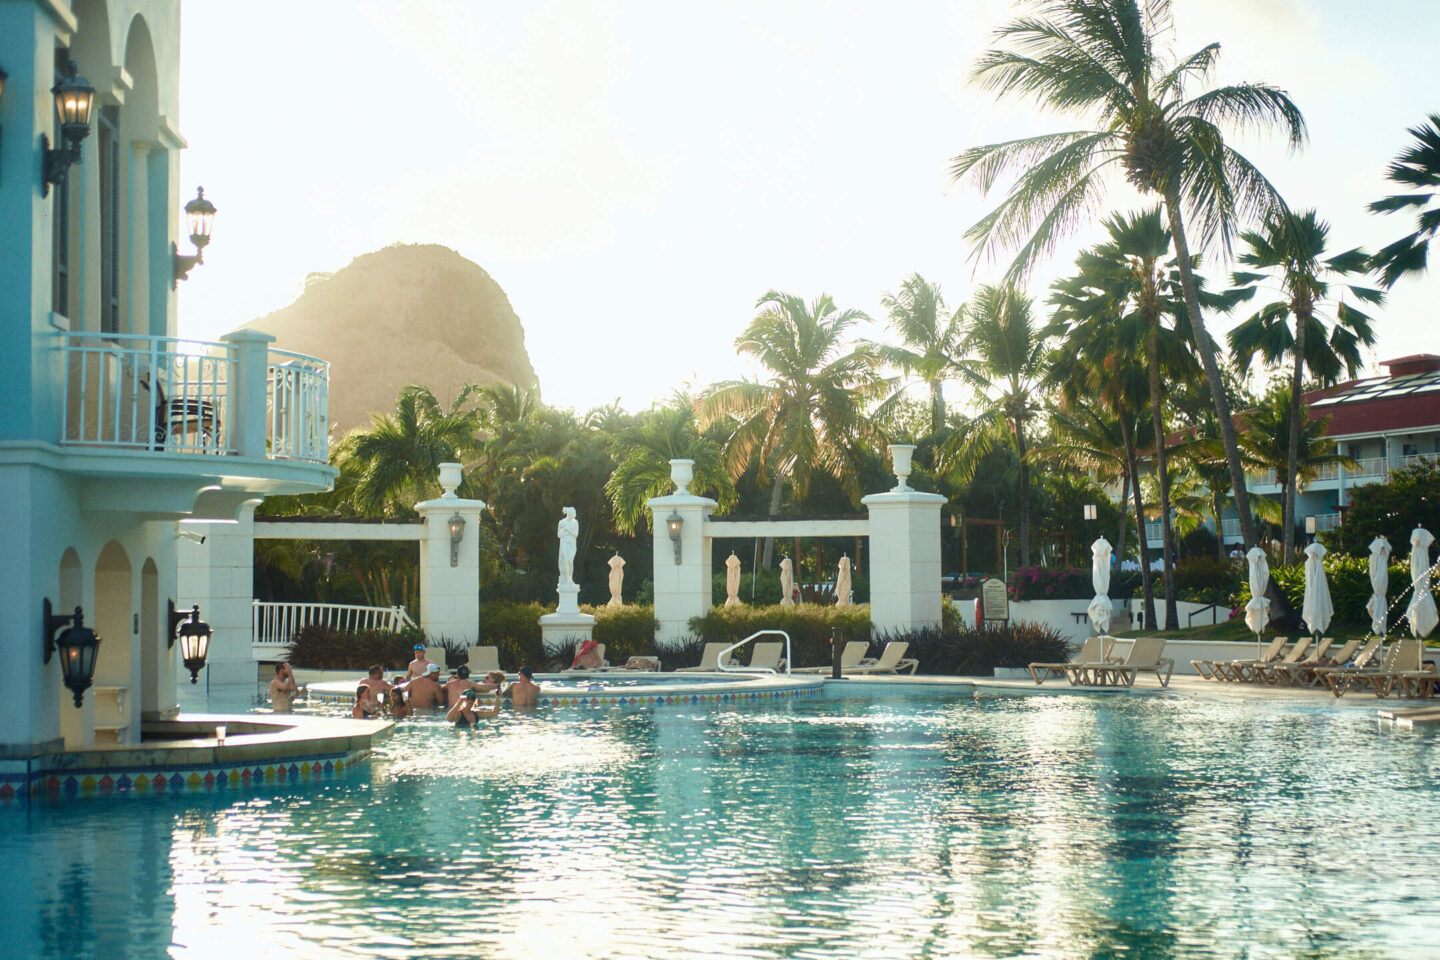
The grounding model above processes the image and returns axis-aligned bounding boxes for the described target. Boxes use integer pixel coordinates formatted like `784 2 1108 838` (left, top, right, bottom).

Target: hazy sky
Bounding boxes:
178 0 1439 413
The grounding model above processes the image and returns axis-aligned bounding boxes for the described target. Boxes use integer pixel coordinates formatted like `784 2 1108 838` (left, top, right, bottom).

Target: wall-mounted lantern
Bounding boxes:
43 599 101 707
448 512 466 567
173 187 218 285
42 61 96 197
666 511 684 564
172 603 212 683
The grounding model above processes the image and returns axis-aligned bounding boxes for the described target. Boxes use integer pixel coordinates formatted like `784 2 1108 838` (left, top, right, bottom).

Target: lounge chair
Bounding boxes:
743 641 786 672
424 645 449 670
1231 637 1310 683
793 641 871 674
1361 639 1435 698
676 642 737 672
1193 636 1287 681
1253 637 1333 685
467 645 501 674
1314 637 1389 697
1030 636 1114 684
846 641 919 675
1067 637 1173 687
1267 638 1359 688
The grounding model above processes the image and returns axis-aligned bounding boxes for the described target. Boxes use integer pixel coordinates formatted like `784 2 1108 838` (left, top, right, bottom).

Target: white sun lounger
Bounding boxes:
794 641 871 674
845 641 919 675
676 642 737 672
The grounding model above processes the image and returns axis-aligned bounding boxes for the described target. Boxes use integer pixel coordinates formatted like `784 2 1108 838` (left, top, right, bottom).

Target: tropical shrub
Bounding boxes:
1006 566 1141 601
686 604 872 668
474 600 659 667
875 621 1070 675
286 624 427 670
1236 556 1411 625
1174 557 1243 605
1323 460 1440 558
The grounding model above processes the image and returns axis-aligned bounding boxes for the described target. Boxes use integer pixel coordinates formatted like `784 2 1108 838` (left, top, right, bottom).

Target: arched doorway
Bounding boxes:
93 541 133 745
140 557 161 722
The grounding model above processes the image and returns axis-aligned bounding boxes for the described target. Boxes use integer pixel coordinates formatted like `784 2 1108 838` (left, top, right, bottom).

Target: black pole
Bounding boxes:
831 627 843 680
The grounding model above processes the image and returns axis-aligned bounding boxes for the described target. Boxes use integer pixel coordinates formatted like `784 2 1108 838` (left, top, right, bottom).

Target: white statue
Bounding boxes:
557 507 579 587
725 552 742 607
606 553 625 607
835 554 852 607
779 556 795 607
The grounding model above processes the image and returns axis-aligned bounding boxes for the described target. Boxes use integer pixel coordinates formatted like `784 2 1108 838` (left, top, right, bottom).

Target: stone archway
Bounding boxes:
93 541 134 745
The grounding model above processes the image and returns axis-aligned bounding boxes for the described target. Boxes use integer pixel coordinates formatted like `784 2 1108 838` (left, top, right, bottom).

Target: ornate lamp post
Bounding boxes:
42 60 96 196
43 600 101 707
173 187 218 284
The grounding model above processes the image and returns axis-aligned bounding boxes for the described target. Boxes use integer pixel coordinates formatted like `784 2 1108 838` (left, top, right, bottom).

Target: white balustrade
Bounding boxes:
1313 513 1342 532
1221 518 1242 541
56 332 329 464
252 601 416 646
1399 452 1438 470
1352 456 1389 478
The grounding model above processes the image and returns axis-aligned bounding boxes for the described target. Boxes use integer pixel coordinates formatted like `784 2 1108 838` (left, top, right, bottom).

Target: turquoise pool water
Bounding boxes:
3 690 1437 959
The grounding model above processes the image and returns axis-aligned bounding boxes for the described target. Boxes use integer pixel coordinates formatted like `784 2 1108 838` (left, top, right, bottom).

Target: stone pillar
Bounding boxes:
220 329 275 458
415 463 486 647
862 445 946 635
648 459 717 648
175 501 261 686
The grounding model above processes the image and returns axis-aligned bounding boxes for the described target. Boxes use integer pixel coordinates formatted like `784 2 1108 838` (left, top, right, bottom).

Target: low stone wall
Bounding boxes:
955 597 1226 644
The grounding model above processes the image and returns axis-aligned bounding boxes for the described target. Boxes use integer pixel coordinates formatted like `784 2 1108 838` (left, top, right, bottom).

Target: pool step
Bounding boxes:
1377 706 1440 727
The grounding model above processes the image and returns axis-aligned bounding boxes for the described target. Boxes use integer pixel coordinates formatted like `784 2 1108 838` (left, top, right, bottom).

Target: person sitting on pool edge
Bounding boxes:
506 666 540 708
446 688 501 727
403 663 446 709
352 685 383 719
571 639 604 670
405 644 435 680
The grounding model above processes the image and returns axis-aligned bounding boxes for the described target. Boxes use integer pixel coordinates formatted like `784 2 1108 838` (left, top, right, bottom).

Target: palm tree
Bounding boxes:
346 384 483 515
870 273 968 435
941 284 1048 567
1228 209 1381 562
1369 113 1440 288
604 402 737 535
1032 397 1136 569
1239 384 1357 540
697 291 886 566
949 0 1307 551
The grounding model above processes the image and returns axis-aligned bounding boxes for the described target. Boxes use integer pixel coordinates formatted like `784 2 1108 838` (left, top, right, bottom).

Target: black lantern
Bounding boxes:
666 511 683 564
448 512 466 567
42 60 96 197
173 187 218 285
175 604 212 684
43 599 101 708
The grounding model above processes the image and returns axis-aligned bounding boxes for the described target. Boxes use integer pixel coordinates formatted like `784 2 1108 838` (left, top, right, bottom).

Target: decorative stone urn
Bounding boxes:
889 444 915 491
670 458 694 495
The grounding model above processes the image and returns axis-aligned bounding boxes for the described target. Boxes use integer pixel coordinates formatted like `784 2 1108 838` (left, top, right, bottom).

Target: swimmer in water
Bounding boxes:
446 688 501 727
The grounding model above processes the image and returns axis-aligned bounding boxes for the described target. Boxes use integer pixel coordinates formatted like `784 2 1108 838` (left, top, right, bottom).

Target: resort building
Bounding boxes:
1145 353 1440 550
0 0 333 757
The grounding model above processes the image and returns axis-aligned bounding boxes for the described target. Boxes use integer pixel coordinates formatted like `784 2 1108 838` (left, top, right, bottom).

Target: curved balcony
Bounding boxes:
58 330 329 463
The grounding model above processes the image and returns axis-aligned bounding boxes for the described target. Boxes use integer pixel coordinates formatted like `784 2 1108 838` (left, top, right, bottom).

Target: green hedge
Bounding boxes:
877 622 1071 675
686 604 872 669
1236 556 1411 625
286 624 428 671
475 600 659 668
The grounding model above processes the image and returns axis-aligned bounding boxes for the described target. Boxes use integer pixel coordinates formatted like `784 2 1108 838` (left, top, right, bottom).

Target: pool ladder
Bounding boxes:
716 629 792 676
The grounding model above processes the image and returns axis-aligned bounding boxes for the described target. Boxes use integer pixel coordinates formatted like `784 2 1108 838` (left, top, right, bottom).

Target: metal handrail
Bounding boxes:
1187 602 1227 627
716 629 793 676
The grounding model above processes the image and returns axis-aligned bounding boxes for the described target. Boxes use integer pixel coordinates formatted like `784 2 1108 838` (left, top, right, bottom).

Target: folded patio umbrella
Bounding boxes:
1406 526 1437 640
1244 546 1271 641
1367 536 1391 636
1301 541 1333 638
1087 537 1113 635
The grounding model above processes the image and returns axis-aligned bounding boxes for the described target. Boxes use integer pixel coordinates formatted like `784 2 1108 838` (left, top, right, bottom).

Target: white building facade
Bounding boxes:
0 0 333 757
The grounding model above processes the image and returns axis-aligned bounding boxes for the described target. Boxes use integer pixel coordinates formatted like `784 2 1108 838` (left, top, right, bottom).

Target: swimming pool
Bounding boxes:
3 689 1436 959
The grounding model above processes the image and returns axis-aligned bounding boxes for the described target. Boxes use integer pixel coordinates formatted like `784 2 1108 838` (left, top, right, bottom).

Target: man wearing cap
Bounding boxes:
446 687 501 727
404 662 446 708
406 644 435 680
506 665 540 708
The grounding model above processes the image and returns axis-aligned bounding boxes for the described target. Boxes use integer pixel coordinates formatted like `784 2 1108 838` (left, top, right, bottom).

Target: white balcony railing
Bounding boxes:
1144 521 1163 544
1221 518 1242 542
1351 456 1389 479
1313 512 1342 532
58 331 329 464
1400 452 1440 470
253 601 416 647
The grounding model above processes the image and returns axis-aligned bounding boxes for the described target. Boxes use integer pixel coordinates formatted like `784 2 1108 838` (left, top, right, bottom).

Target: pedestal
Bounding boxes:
539 582 595 654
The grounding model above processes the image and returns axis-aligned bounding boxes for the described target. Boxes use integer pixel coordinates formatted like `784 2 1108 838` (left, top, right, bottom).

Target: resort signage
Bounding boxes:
980 578 1009 623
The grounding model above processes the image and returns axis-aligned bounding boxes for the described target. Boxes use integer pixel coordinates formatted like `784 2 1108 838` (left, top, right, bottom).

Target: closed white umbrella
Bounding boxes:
1367 536 1391 636
1244 546 1271 643
1406 526 1438 639
1301 541 1334 638
1087 537 1113 635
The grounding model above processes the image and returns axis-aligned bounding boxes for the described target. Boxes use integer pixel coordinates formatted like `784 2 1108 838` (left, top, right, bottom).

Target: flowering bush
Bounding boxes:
1007 566 1142 601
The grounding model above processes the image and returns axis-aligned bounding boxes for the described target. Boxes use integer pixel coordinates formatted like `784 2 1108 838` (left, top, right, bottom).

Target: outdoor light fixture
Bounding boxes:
41 60 96 197
43 599 101 707
448 511 465 567
666 511 684 564
1305 515 1317 537
173 186 217 285
174 604 212 684
1084 503 1098 521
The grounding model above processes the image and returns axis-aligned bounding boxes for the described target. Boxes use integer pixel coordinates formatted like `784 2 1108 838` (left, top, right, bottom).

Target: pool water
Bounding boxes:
3 691 1437 959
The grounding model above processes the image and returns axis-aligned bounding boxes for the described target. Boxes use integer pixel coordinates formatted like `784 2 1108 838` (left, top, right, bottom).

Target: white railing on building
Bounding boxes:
1313 512 1342 532
57 331 329 464
1144 521 1163 544
1311 462 1340 481
1351 456 1388 479
252 601 416 646
1399 452 1439 470
1250 468 1278 487
1221 518 1242 541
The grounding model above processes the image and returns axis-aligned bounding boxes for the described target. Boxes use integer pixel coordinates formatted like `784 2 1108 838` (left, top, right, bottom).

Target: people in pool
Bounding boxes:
406 644 435 680
385 685 410 719
359 664 392 698
270 662 301 713
352 685 383 719
446 688 501 727
403 663 446 708
442 665 491 706
506 666 540 708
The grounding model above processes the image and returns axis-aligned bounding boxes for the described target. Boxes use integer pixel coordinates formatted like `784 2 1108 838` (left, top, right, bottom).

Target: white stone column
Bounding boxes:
862 445 946 636
415 463 486 646
175 501 260 686
219 329 274 458
648 459 717 648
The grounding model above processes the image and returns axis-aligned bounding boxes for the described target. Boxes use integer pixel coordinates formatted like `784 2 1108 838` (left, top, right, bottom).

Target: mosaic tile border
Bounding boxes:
308 682 823 708
0 747 370 804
